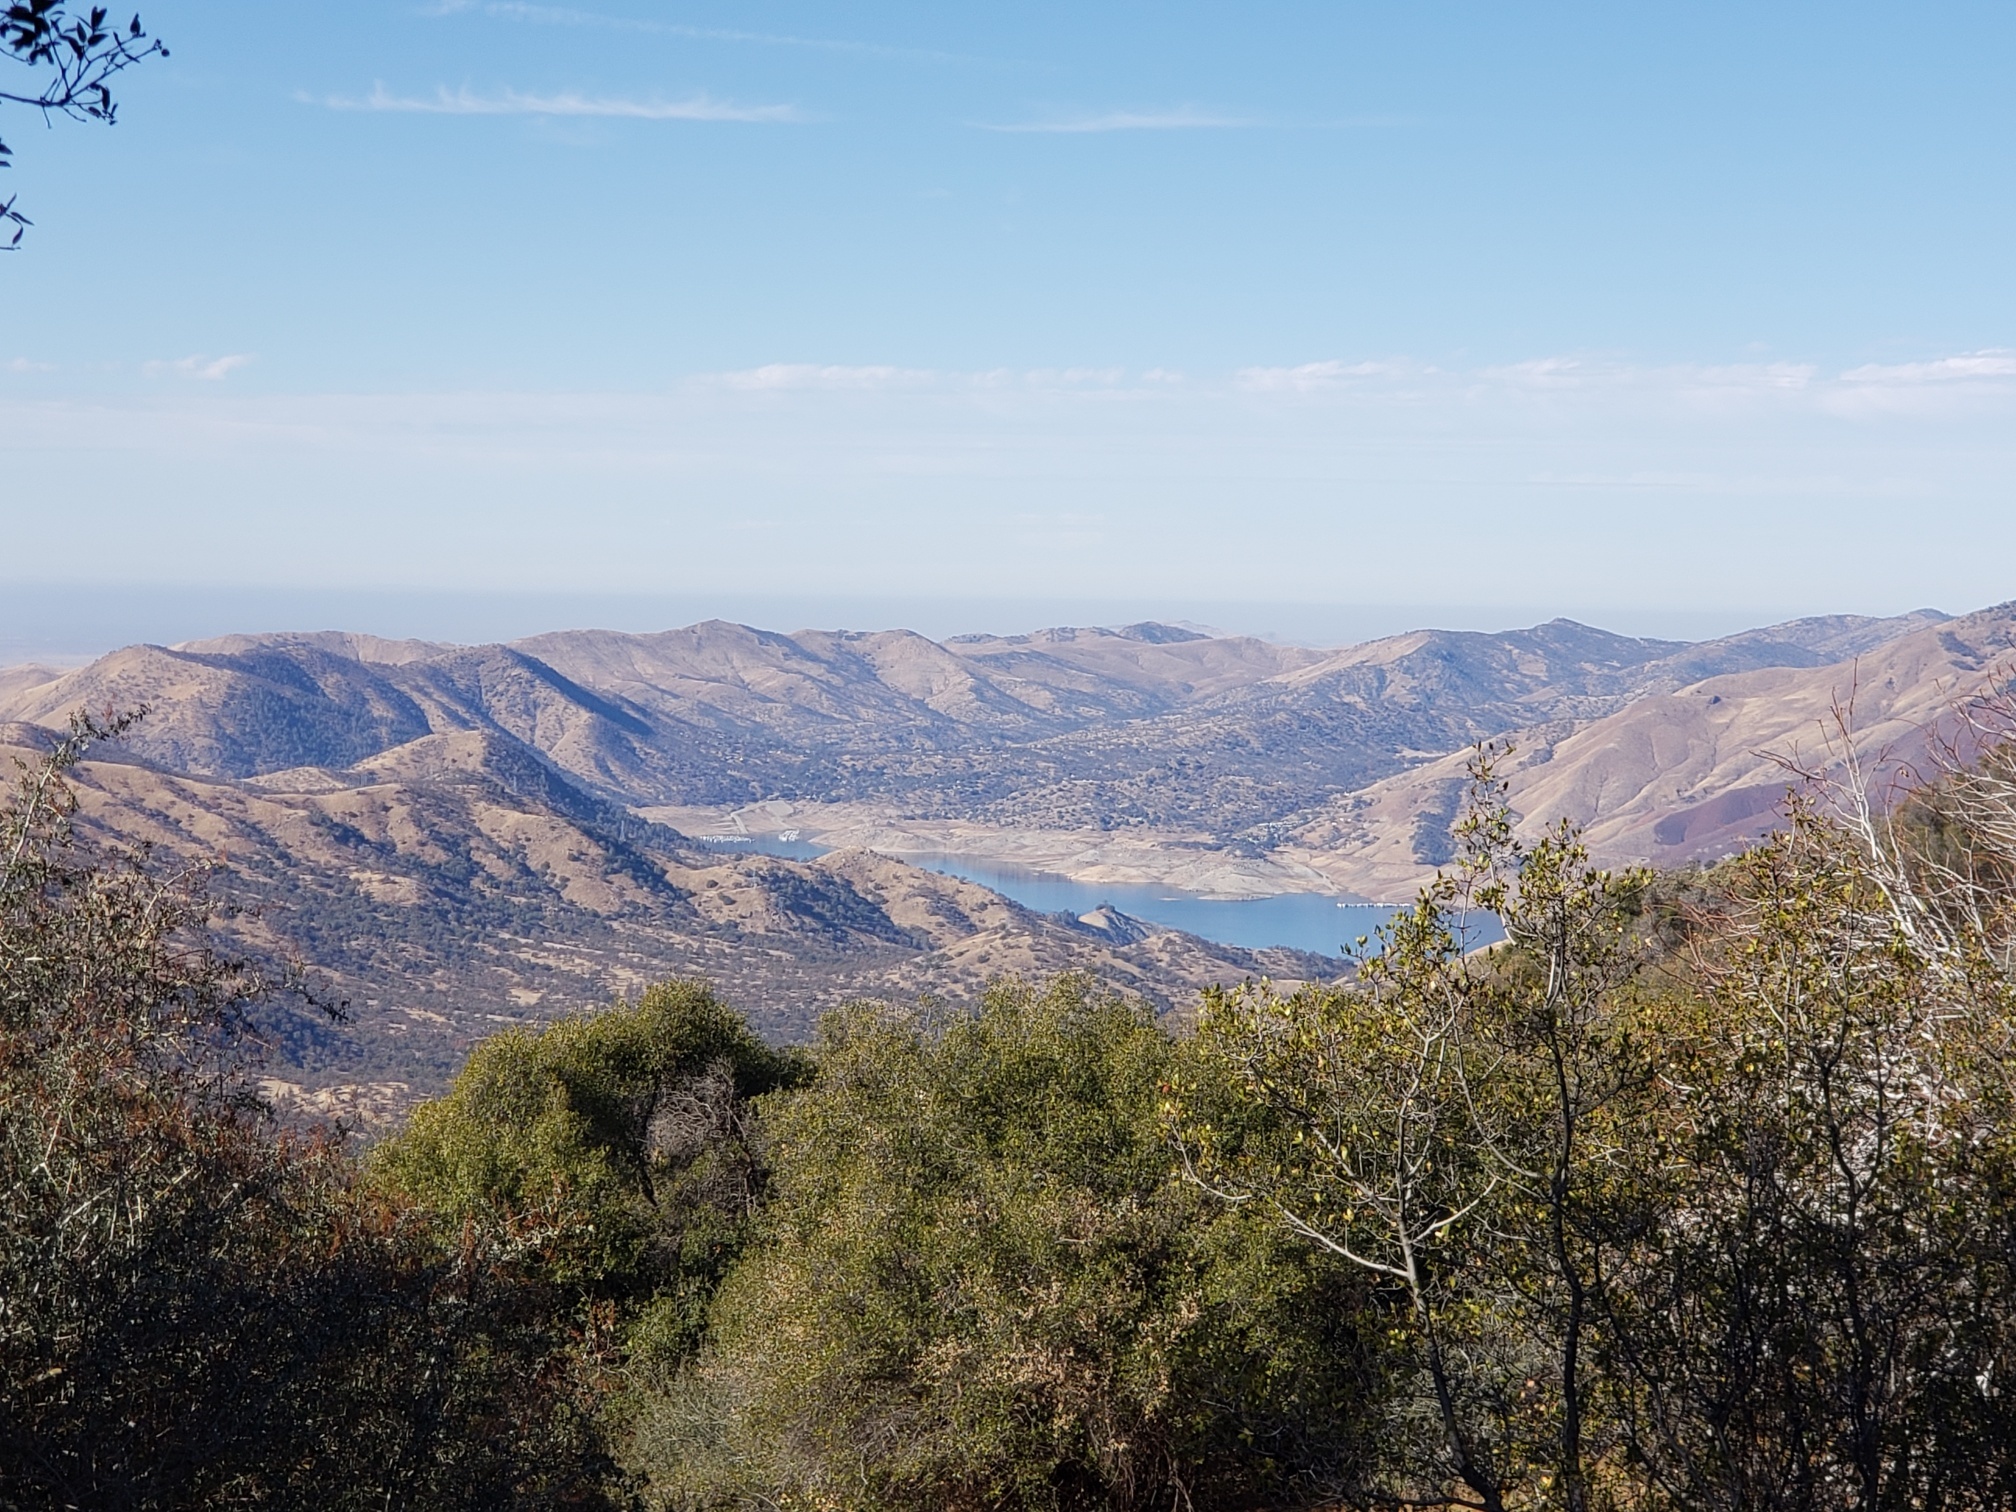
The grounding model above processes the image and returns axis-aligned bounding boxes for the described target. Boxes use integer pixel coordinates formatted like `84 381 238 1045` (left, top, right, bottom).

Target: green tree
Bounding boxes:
372 978 807 1378
1600 787 2016 1512
1174 749 1657 1512
645 975 1375 1512
1182 731 2016 1512
0 716 621 1508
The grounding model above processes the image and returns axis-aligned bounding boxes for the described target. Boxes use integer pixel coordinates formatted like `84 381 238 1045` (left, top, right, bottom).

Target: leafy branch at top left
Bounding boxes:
1 0 167 248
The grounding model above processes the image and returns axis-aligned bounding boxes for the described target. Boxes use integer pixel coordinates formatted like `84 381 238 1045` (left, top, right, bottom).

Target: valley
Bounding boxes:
2 599 2007 1116
0 717 1336 1117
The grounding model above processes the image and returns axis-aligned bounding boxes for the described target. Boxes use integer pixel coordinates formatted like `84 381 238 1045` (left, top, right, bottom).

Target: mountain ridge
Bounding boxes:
0 720 1330 1115
0 606 1963 901
1 602 1987 1107
2 608 1949 833
1284 603 2006 898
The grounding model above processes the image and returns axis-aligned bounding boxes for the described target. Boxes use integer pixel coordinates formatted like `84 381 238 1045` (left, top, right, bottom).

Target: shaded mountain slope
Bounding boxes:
1 723 1333 1113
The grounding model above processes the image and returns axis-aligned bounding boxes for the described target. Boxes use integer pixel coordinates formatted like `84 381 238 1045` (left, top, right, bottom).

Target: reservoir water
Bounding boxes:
695 835 1402 958
910 857 1400 959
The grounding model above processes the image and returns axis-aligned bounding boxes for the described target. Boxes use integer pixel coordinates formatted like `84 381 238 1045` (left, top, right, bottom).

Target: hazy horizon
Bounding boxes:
4 2 2012 622
0 581 1958 670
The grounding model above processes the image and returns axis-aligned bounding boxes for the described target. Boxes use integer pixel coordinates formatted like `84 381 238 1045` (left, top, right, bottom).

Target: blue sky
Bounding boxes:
3 1 2014 649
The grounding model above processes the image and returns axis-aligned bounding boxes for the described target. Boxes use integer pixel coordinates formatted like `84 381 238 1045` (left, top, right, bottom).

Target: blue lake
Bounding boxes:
694 835 1403 958
910 857 1401 959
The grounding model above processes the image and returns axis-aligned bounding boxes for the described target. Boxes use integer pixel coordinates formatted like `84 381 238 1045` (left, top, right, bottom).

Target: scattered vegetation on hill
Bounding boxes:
9 716 2016 1507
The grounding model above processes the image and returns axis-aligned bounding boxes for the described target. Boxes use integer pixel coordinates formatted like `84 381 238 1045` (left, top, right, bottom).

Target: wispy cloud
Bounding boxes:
693 352 2016 415
1840 351 2016 384
708 364 1194 394
143 354 255 381
716 364 940 392
1236 360 1402 392
981 108 1249 134
5 357 55 374
431 1 976 64
1466 357 1823 399
1221 350 2016 423
316 83 799 122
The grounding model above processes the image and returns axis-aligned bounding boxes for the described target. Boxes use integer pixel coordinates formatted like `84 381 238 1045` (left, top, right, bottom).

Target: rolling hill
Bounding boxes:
2 600 1998 1114
0 719 1332 1118
0 607 1950 860
1287 604 2016 898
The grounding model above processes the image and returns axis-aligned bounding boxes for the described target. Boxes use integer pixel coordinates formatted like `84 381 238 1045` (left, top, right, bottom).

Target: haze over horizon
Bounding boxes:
0 582 1971 672
4 2 2013 624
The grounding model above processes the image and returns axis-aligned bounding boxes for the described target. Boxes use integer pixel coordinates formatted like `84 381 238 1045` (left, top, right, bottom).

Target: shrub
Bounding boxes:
641 975 1374 1512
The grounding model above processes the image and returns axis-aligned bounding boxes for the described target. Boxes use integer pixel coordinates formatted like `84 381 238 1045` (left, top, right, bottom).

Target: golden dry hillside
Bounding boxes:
0 609 1951 900
1287 605 2015 898
0 721 1332 1115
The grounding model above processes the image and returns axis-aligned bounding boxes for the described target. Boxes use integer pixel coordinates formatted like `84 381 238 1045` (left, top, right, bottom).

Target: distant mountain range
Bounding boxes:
5 600 2008 1112
0 604 1958 844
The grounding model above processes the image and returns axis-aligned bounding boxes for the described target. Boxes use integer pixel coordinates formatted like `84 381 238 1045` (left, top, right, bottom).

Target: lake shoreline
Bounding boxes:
639 802 1385 905
675 826 1399 960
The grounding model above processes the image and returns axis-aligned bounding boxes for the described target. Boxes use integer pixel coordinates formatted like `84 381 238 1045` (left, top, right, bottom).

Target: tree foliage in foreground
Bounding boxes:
1 0 166 246
1177 742 2016 1512
371 977 807 1382
0 717 618 1509
640 977 1377 1512
1596 780 2016 1512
